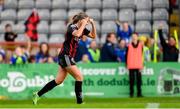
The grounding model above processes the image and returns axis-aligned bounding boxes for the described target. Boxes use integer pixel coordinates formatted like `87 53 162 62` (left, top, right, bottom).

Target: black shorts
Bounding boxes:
58 54 76 68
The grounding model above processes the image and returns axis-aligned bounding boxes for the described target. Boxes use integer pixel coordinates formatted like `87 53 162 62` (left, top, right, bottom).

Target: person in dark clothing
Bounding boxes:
115 39 127 62
4 24 17 42
158 28 179 62
100 32 117 62
74 35 89 62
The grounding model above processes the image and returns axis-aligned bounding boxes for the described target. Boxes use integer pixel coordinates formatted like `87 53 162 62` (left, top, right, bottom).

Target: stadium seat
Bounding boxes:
153 21 169 34
52 0 68 9
101 21 116 34
100 34 108 44
36 0 51 9
51 9 67 21
50 21 66 34
119 0 135 9
102 0 118 9
135 21 152 34
119 9 135 23
15 23 25 34
17 9 32 21
102 9 118 21
37 9 50 21
0 34 4 42
86 9 101 21
38 34 48 43
86 21 100 34
0 25 4 34
96 36 100 44
37 21 49 34
136 10 152 21
0 9 16 21
118 23 135 32
4 0 17 9
69 0 85 9
86 0 101 9
153 9 169 21
49 34 65 43
153 0 169 9
135 0 152 10
18 0 34 9
15 34 27 42
68 9 83 18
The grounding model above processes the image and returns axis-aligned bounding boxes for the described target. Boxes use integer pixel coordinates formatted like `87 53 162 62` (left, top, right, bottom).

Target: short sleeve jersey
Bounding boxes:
59 24 90 58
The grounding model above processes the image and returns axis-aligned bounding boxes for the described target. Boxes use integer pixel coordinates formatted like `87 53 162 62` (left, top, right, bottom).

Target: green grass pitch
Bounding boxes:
0 97 180 108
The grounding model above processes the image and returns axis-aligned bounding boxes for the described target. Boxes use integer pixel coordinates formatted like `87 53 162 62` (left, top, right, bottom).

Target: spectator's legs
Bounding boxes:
129 69 135 97
136 69 142 97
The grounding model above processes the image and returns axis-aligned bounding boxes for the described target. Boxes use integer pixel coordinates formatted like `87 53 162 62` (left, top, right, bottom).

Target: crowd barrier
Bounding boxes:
0 63 180 99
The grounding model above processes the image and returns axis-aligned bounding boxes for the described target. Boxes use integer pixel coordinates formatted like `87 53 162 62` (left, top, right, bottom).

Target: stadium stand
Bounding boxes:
0 0 174 45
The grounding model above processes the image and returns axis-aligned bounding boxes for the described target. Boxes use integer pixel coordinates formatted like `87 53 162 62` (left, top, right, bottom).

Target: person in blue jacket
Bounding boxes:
100 32 117 62
74 35 89 62
35 42 53 63
115 20 132 43
115 39 127 62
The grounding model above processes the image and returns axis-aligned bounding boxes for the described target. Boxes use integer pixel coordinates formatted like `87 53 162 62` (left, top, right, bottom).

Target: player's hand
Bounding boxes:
80 17 89 26
115 19 121 25
89 18 94 23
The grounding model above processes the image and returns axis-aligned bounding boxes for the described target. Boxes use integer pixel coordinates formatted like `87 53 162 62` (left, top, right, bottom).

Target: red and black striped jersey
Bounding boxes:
59 24 90 58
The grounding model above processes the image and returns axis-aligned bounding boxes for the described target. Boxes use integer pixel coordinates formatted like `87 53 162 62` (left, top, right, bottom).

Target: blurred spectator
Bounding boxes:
169 0 177 13
158 28 179 62
10 36 31 64
53 48 61 63
100 32 117 62
36 42 53 63
87 40 100 62
10 46 28 64
0 48 5 63
75 35 89 62
4 24 17 42
139 36 151 62
29 55 36 63
115 20 132 43
78 54 90 63
0 0 4 11
115 39 127 62
146 37 161 62
126 33 143 97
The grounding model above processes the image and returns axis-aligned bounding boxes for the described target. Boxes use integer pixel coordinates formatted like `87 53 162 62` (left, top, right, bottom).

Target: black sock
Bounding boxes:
75 81 83 104
37 80 58 97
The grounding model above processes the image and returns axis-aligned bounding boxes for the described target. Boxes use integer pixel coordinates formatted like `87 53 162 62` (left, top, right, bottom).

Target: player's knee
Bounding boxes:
75 74 83 81
55 79 63 85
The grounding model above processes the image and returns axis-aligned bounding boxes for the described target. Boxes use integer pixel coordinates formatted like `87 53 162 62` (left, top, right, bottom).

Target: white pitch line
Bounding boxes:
146 103 159 109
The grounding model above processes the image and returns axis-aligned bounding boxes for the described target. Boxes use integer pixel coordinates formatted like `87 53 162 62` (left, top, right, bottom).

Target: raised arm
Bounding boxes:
88 18 97 39
115 20 122 37
158 29 167 48
72 17 89 37
26 34 31 52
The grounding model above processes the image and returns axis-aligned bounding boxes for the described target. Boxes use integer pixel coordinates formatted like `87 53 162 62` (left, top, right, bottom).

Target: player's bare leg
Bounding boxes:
33 66 68 105
65 65 83 104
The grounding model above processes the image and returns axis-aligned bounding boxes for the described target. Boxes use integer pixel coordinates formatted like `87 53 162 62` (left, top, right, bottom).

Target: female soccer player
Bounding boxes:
33 12 96 104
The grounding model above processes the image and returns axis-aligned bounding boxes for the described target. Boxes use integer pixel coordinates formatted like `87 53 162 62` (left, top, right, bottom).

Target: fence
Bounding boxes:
0 63 180 99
